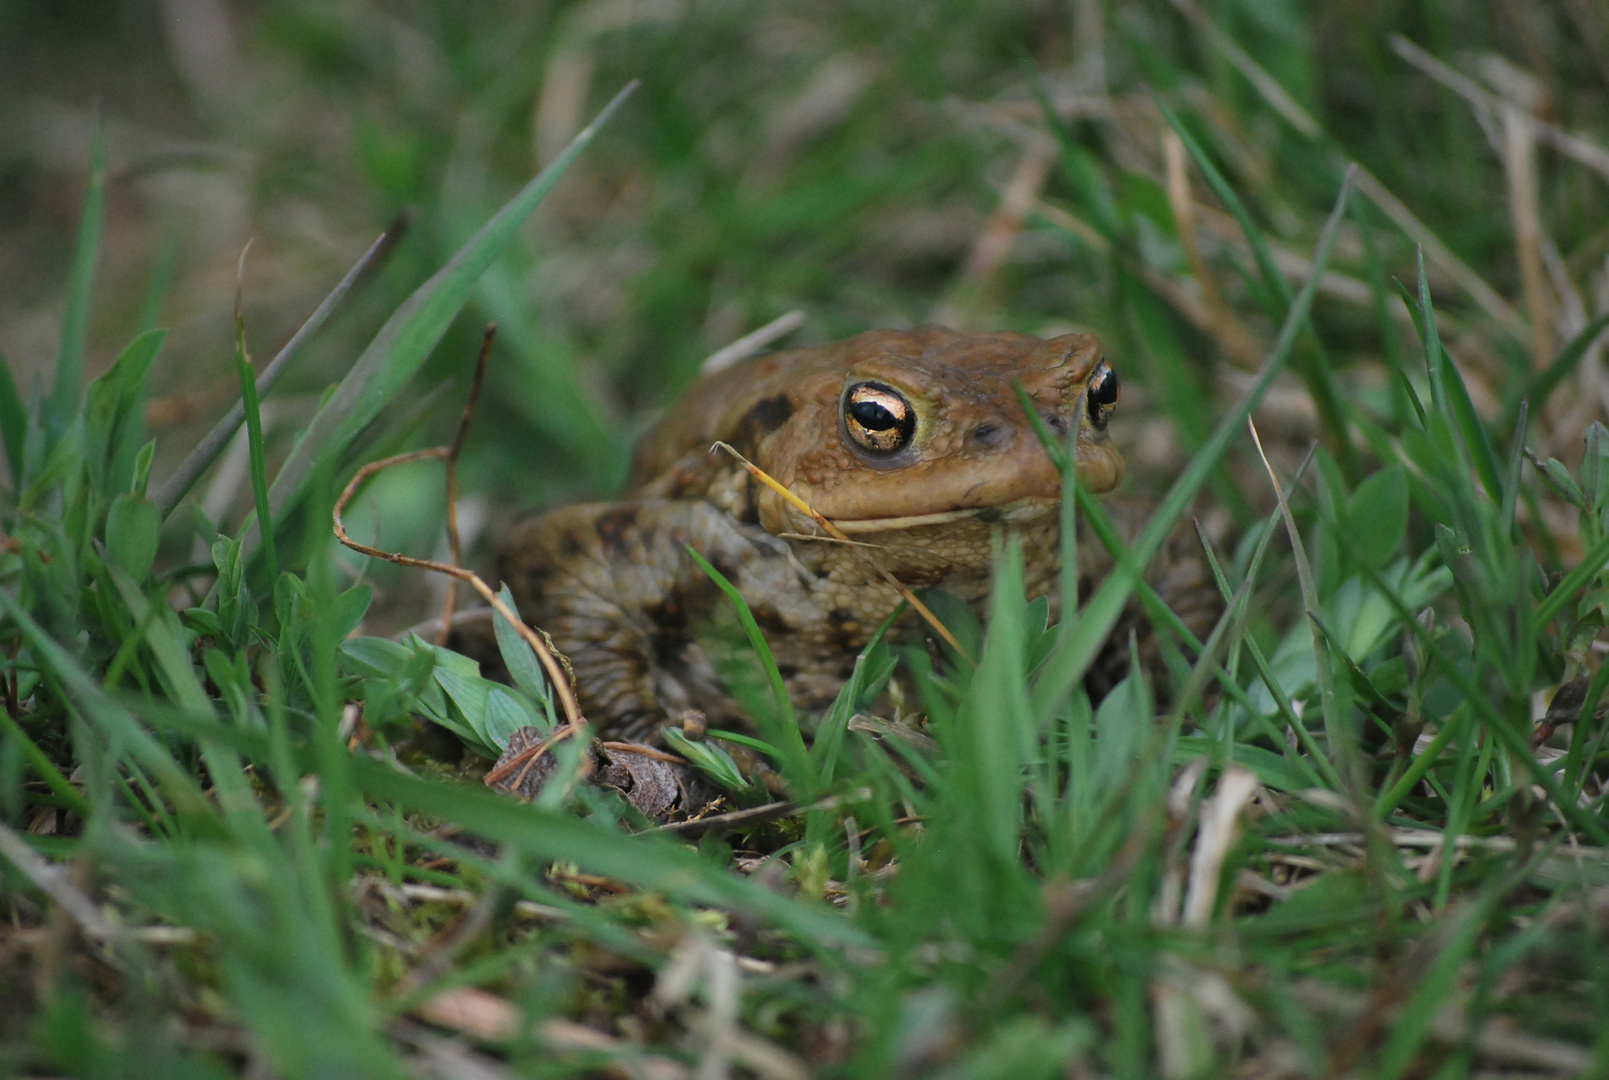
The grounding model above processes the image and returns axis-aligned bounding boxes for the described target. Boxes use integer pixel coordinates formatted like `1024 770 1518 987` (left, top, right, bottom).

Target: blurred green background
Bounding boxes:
4 0 1606 627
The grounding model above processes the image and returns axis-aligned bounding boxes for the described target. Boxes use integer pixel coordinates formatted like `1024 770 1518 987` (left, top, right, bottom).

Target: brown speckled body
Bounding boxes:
500 326 1123 738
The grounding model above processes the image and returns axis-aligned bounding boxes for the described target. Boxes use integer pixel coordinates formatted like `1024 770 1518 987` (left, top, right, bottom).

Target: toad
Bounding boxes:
500 326 1122 738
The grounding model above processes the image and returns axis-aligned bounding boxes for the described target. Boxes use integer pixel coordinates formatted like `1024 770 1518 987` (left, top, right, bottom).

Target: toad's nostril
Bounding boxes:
971 422 1012 448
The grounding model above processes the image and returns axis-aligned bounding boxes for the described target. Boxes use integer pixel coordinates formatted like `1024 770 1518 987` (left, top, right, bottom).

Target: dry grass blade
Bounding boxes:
1390 35 1609 184
155 224 401 516
1163 129 1257 367
0 821 115 940
1502 97 1553 367
701 311 806 374
710 441 968 660
1182 766 1260 927
1247 420 1360 801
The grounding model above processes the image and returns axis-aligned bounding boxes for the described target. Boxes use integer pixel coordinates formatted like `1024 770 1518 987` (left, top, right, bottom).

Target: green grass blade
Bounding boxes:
1031 167 1357 724
1440 346 1503 503
1375 896 1494 1079
154 227 399 517
0 350 27 487
1151 91 1354 473
0 711 93 819
350 755 871 953
811 602 901 782
1151 94 1286 318
1374 709 1464 819
1509 312 1609 428
1413 247 1447 411
1536 528 1609 626
945 539 1033 871
1017 382 1260 706
137 230 179 335
686 544 815 793
254 83 637 550
1354 198 1426 429
1194 499 1341 791
49 121 106 437
234 308 278 584
1325 509 1609 844
1249 420 1353 785
0 591 214 821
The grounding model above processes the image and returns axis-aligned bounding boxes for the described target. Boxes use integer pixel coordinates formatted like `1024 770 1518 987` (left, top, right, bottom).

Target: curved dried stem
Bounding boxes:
332 328 585 736
435 325 495 645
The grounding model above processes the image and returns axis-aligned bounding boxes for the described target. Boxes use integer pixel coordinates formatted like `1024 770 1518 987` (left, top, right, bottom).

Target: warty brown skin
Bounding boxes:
500 326 1123 739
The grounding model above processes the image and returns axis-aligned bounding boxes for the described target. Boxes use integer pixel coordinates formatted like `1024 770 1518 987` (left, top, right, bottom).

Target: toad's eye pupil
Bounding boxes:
1085 362 1119 430
851 399 898 430
1090 367 1119 406
842 381 916 456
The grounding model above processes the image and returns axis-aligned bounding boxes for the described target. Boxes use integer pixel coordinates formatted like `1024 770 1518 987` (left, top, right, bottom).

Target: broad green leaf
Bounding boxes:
339 635 417 676
182 607 225 640
1173 737 1311 793
339 636 449 726
82 328 163 494
323 584 373 644
1346 464 1408 568
482 687 537 751
914 587 982 669
493 584 549 707
662 727 748 793
104 492 161 582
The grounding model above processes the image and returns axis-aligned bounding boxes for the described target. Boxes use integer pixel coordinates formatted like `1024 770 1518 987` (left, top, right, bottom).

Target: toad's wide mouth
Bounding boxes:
785 425 1123 528
824 498 1057 535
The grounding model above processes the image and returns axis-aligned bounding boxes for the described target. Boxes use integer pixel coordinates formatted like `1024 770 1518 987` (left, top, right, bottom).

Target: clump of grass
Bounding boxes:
6 4 1609 1078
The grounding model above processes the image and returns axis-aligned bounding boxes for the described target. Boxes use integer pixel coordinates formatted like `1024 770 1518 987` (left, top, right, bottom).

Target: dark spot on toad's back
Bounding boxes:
827 608 862 652
706 551 741 585
739 394 794 440
595 506 640 559
751 604 789 635
650 623 689 667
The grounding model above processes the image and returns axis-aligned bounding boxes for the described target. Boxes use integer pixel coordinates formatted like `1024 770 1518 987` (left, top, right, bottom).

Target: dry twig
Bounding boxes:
331 325 585 737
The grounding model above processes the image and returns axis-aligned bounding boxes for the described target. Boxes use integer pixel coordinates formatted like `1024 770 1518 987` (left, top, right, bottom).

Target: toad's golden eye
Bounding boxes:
1086 360 1119 430
842 381 916 456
